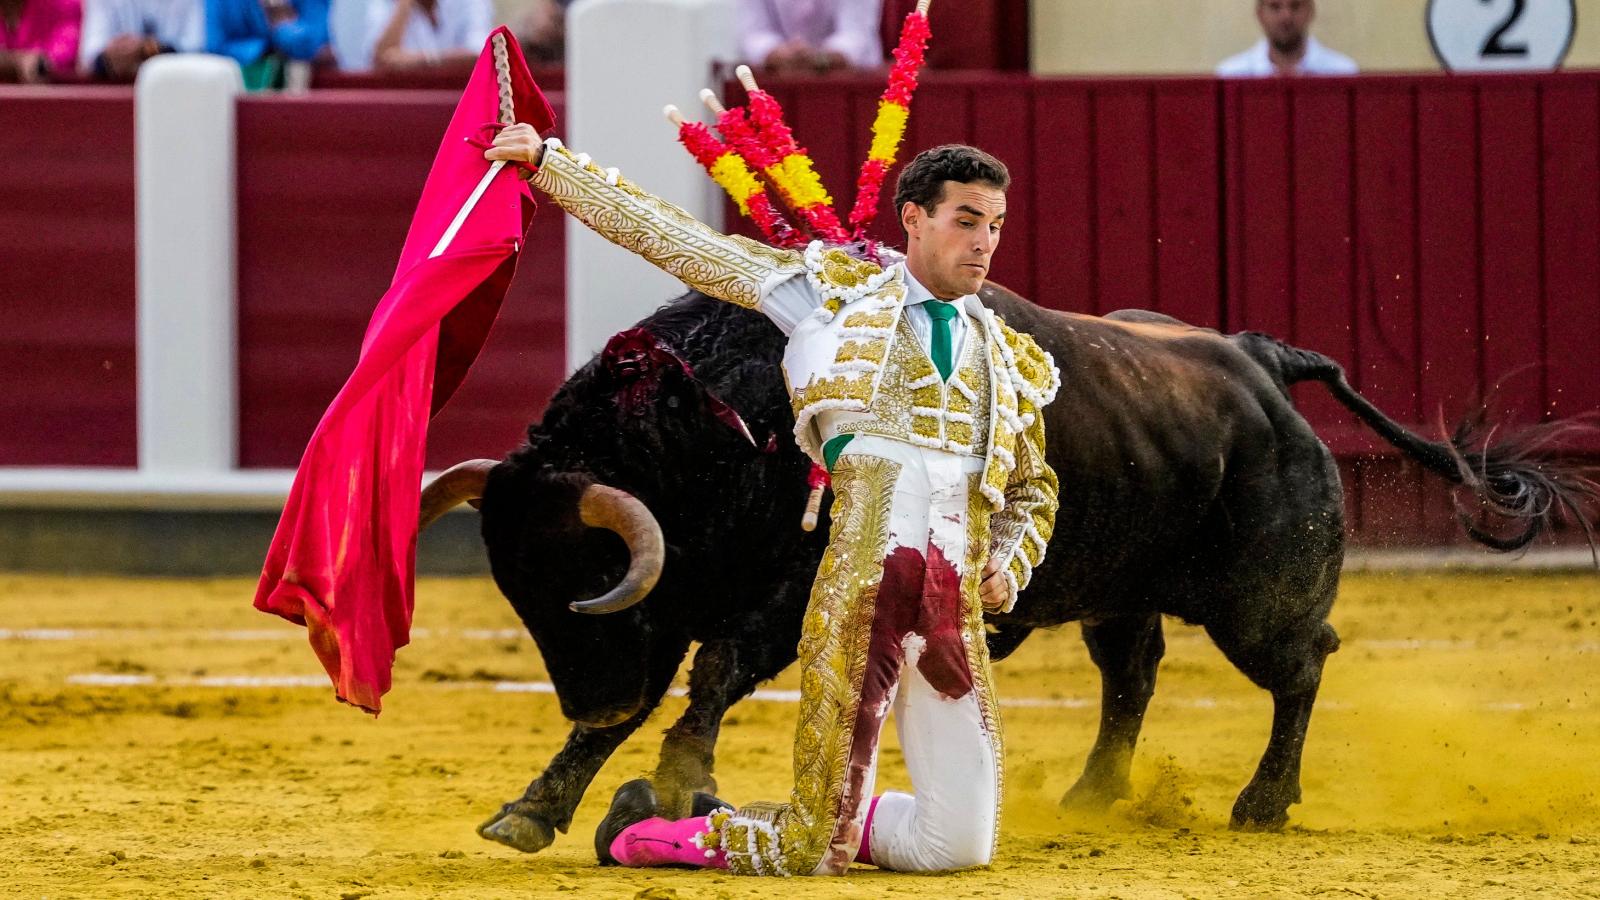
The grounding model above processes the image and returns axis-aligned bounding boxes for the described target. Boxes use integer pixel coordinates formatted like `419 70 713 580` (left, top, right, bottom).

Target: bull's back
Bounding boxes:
980 291 1340 623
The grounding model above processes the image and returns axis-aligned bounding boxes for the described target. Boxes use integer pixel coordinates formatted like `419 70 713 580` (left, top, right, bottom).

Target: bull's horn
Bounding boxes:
570 485 664 614
419 459 495 530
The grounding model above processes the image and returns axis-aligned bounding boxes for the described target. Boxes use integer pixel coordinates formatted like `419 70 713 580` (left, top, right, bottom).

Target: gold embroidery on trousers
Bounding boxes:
962 474 1005 860
720 454 899 877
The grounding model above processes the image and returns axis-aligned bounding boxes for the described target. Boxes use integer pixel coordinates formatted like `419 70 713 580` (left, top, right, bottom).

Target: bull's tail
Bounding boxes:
1234 331 1600 554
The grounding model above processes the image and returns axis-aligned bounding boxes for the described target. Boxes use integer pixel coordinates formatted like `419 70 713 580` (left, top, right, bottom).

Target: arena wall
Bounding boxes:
0 89 138 468
2 63 1598 555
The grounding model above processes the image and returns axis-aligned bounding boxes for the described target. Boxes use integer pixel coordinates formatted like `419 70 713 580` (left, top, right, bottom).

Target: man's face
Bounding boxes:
1258 0 1314 54
901 180 1007 300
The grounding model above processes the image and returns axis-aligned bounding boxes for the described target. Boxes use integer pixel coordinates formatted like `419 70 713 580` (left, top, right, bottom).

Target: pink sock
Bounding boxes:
855 796 881 866
610 815 729 869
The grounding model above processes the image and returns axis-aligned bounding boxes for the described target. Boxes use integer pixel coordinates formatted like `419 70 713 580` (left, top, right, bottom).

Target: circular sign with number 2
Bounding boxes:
1427 0 1576 72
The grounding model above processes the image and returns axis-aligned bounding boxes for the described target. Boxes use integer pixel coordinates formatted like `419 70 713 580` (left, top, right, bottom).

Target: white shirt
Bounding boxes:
336 0 492 71
899 265 970 363
760 260 972 358
1215 37 1358 77
78 0 203 70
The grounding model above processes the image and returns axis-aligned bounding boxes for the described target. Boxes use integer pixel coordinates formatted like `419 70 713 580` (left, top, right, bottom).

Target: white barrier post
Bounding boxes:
135 55 243 477
565 0 735 368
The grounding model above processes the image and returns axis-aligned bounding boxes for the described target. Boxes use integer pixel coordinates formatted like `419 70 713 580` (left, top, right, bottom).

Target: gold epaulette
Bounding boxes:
997 318 1061 412
802 243 899 318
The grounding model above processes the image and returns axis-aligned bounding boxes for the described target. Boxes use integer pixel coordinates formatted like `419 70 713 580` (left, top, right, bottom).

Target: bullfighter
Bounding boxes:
484 124 1059 876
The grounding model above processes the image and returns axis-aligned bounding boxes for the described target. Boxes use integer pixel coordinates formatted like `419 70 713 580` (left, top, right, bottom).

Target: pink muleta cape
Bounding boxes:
254 28 554 714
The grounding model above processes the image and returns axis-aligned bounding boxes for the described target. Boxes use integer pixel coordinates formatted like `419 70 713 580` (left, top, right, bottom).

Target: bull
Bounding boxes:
421 285 1597 853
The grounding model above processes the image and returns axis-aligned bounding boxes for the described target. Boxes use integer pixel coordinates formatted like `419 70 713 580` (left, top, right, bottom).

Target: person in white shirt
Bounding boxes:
1216 0 1357 77
77 0 203 79
334 0 490 72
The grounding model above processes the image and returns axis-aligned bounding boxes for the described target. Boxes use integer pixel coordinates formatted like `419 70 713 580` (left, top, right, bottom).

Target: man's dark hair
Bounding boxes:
893 144 1011 219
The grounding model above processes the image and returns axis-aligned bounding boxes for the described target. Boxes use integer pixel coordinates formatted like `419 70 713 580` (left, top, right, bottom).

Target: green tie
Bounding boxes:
924 300 958 381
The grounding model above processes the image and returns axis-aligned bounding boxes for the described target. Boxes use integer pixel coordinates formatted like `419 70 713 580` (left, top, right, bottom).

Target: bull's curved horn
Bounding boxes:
569 485 664 615
419 459 495 530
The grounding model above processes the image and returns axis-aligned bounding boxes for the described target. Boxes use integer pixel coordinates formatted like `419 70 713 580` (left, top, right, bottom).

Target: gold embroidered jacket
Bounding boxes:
529 138 1059 610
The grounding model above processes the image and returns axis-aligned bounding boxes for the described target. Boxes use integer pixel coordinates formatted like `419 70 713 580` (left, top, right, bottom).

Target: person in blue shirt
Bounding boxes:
206 0 326 87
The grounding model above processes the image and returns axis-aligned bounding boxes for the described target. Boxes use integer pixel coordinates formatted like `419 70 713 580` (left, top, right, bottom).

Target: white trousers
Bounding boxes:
845 436 1000 873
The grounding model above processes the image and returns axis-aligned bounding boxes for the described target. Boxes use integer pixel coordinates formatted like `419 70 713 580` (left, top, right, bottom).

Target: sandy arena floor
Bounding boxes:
3 571 1598 898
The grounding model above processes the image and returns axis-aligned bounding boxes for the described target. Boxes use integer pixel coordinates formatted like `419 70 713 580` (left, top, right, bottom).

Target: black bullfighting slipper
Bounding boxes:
595 778 661 866
690 791 733 818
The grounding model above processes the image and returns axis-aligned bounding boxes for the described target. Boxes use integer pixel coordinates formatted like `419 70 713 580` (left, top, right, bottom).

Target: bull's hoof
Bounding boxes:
655 776 718 819
691 790 733 818
1228 787 1292 832
477 809 557 853
1060 775 1130 813
596 779 661 866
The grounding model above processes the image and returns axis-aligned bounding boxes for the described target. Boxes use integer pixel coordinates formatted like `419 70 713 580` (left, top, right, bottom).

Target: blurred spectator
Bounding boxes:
363 0 490 72
1216 0 1356 77
205 0 327 88
78 0 203 81
509 0 563 65
0 0 81 83
326 0 363 69
739 0 882 75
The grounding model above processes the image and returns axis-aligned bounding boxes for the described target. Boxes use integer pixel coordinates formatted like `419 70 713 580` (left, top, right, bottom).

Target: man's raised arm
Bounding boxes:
487 123 804 313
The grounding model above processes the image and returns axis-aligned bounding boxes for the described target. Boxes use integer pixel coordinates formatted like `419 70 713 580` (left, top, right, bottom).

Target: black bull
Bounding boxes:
421 285 1597 854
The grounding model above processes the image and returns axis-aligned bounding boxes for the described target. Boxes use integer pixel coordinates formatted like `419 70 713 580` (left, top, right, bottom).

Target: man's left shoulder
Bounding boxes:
989 313 1044 358
990 315 1060 409
1307 41 1359 75
1215 48 1261 77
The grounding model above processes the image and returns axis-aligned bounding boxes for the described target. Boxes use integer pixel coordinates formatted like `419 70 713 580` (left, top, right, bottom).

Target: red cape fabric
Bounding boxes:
254 28 554 714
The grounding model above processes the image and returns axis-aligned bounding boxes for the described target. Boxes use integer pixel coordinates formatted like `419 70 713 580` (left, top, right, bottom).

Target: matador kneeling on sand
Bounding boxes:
485 118 1060 875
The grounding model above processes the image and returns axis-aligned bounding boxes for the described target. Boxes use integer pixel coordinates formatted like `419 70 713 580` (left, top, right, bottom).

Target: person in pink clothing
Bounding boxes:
0 0 82 83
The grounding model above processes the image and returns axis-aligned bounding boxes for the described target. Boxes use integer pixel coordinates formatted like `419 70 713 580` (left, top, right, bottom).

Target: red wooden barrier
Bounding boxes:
235 90 568 470
3 73 1595 549
0 87 138 467
1222 75 1600 542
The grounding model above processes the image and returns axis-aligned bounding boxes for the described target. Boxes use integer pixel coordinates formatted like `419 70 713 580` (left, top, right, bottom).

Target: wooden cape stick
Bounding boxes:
431 33 519 259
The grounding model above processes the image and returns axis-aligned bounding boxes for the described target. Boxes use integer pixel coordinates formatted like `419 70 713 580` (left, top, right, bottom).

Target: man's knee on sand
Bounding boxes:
868 791 995 872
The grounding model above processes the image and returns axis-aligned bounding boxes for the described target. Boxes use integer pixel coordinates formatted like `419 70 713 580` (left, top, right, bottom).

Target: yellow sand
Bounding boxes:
2 571 1597 898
